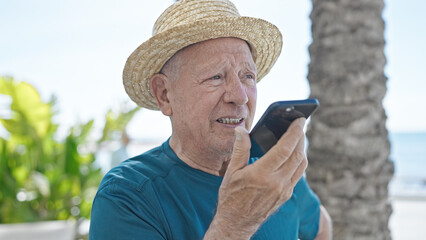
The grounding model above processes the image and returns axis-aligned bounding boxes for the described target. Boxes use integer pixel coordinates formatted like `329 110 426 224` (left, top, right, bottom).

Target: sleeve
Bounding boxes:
89 181 167 240
294 176 321 240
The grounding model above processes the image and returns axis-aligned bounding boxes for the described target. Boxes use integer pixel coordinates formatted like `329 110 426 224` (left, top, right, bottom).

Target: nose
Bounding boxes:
223 74 249 105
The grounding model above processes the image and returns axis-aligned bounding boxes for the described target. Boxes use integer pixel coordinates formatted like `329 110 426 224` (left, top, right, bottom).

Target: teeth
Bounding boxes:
217 118 243 124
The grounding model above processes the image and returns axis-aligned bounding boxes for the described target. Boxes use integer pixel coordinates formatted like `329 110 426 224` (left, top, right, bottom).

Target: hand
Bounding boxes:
204 118 308 239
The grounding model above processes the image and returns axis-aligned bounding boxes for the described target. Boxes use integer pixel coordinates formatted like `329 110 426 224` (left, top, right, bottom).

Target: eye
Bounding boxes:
202 74 224 86
211 74 222 80
246 74 255 79
244 73 256 82
241 72 256 87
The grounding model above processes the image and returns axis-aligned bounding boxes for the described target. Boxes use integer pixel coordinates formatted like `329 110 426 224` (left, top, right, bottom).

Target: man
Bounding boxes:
90 0 332 239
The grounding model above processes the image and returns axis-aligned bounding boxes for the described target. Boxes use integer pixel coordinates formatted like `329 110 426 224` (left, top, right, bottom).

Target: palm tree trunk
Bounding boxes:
307 0 394 239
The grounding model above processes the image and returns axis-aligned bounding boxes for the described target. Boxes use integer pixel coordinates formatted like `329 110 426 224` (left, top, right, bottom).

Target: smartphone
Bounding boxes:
249 99 319 156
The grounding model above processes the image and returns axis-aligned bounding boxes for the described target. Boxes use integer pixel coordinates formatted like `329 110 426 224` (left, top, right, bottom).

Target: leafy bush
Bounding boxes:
0 76 139 223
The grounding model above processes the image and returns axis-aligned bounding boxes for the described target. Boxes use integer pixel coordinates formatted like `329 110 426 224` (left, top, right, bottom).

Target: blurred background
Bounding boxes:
1 0 425 239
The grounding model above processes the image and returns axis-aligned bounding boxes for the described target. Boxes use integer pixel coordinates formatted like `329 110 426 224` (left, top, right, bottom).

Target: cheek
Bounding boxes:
174 91 210 123
248 86 257 102
247 87 257 126
247 86 257 109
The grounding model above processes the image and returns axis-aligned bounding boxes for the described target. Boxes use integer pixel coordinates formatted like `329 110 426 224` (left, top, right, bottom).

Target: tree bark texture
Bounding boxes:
307 0 394 239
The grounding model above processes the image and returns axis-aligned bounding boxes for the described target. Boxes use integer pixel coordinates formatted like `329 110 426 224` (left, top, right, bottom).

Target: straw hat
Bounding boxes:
123 0 283 110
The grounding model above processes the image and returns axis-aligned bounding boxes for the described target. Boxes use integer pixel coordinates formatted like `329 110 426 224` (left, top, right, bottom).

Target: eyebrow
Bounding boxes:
242 61 257 72
193 58 257 75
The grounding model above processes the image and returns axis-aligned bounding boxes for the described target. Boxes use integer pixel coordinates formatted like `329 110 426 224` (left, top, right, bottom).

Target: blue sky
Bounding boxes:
1 0 425 140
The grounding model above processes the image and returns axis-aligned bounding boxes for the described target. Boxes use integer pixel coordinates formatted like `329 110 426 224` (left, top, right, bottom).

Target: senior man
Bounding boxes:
89 0 332 239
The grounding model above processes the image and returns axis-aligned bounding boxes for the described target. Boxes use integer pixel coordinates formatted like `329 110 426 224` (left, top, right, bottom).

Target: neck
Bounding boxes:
169 135 232 177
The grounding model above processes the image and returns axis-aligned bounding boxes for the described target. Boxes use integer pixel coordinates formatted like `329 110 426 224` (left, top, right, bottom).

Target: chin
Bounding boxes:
212 136 236 155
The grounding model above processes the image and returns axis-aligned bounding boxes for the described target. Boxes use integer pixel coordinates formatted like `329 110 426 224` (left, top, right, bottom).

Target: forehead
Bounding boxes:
182 37 252 55
170 37 255 69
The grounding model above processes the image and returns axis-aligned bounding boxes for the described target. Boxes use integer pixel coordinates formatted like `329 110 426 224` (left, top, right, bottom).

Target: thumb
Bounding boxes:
226 126 251 175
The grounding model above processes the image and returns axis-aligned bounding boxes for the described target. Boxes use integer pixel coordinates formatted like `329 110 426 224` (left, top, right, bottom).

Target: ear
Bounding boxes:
150 73 173 116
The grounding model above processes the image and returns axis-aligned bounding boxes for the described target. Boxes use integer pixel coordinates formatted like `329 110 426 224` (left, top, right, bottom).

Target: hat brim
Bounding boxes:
123 16 282 110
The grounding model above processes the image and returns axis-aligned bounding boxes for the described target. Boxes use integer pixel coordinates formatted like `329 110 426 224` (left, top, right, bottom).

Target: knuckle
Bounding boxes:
301 157 308 169
276 177 290 194
291 172 302 185
275 145 292 159
293 151 305 163
281 187 294 201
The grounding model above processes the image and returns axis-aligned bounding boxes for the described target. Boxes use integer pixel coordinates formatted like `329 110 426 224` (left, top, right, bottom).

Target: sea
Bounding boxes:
389 132 426 199
99 132 426 199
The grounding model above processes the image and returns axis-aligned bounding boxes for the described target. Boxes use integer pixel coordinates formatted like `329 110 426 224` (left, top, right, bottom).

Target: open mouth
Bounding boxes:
216 118 244 125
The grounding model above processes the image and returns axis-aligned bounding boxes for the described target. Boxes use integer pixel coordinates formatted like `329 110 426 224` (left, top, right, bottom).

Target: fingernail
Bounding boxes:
298 117 306 125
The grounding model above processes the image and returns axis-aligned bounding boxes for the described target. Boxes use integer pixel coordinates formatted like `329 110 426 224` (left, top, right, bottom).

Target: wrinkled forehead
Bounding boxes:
160 37 254 74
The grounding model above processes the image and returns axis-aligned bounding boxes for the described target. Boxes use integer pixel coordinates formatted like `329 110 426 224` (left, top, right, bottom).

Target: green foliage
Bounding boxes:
0 76 140 223
98 104 140 143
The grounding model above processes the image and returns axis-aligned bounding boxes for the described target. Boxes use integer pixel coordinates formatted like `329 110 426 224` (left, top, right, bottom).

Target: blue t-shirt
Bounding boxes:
89 140 320 239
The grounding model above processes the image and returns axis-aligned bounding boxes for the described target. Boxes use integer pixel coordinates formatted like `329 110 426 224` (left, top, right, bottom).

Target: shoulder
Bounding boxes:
98 142 176 194
90 144 172 239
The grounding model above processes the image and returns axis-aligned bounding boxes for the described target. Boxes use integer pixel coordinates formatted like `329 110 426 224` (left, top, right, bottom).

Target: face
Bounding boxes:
159 37 257 157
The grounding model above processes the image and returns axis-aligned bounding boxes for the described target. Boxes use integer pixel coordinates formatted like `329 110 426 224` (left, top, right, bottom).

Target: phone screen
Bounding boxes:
249 99 319 156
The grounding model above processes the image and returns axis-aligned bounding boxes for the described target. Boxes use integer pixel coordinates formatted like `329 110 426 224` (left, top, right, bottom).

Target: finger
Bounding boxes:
225 126 251 177
256 118 306 171
285 136 308 184
278 134 306 178
278 140 307 203
290 156 307 185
